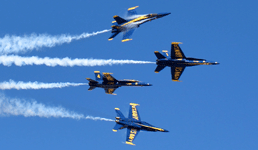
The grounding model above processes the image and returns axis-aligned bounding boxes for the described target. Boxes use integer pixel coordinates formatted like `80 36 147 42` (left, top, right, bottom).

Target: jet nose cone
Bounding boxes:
139 82 152 86
158 12 171 18
163 129 169 132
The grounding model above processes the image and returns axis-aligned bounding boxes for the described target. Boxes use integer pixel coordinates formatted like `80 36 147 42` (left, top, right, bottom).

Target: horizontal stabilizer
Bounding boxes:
86 78 98 83
113 15 127 24
108 32 120 41
155 65 166 73
88 86 96 91
113 123 125 132
154 51 166 59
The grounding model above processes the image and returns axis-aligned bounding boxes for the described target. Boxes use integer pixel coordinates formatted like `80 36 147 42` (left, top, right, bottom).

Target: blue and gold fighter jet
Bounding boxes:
113 103 168 145
86 71 152 95
108 6 170 42
155 42 219 81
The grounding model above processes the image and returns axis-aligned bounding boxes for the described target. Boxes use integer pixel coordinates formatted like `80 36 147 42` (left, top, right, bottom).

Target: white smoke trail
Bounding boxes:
0 80 87 90
0 29 110 55
0 55 155 67
0 94 114 121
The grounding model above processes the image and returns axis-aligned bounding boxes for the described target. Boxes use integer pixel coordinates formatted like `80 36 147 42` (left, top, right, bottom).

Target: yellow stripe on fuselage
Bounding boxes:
137 124 164 131
121 15 149 27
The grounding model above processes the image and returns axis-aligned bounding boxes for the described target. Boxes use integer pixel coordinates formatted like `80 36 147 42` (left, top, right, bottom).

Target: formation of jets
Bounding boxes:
84 6 218 146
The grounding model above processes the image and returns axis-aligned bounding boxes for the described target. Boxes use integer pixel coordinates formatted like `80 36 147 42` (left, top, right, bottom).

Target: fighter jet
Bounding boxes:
113 103 168 145
86 71 152 95
154 42 219 81
108 6 170 42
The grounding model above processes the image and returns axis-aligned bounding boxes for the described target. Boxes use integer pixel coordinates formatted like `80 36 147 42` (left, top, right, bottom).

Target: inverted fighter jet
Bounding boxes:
108 6 170 42
113 103 168 145
154 42 219 81
86 71 151 95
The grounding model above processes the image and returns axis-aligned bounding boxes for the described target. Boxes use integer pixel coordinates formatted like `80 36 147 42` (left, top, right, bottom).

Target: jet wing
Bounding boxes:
171 42 186 59
127 6 138 17
104 88 118 95
122 28 135 42
128 103 141 121
102 73 117 82
126 128 140 146
171 66 185 82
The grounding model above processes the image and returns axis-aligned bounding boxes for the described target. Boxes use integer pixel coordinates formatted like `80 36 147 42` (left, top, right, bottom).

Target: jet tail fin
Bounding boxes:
162 50 169 58
113 15 127 24
94 71 103 81
154 51 166 59
114 108 125 119
88 86 96 91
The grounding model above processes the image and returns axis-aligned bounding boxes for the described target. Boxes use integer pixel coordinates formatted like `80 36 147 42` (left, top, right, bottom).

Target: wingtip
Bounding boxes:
154 51 159 53
128 6 139 10
154 71 159 73
108 38 113 41
130 103 140 106
171 42 183 44
94 71 100 73
172 79 182 82
102 72 113 75
126 141 136 146
115 108 120 110
112 129 117 132
122 39 132 42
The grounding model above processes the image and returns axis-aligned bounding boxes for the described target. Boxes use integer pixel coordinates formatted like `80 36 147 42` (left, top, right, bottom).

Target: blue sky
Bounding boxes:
0 0 258 149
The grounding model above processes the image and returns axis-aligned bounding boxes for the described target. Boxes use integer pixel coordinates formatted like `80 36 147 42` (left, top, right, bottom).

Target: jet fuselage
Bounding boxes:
113 12 171 32
156 58 219 67
88 80 151 88
115 117 168 132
